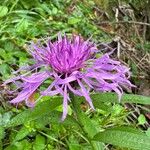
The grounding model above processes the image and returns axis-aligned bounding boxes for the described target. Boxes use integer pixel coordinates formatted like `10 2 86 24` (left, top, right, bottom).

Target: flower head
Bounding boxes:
5 34 134 120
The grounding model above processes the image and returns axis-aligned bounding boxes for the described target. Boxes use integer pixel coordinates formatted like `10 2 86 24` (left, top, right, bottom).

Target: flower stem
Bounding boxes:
70 93 96 150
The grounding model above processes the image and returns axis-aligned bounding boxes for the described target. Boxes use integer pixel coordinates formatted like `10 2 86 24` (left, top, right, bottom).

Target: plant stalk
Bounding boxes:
70 93 96 150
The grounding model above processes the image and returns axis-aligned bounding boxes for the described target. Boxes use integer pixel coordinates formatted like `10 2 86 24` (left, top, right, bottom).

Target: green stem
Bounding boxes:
70 93 96 150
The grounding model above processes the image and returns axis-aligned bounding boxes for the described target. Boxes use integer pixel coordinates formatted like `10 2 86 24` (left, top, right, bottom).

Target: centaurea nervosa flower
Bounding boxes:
5 34 134 120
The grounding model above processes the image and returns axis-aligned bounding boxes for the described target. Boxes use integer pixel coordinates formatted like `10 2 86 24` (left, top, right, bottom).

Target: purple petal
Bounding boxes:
10 72 49 105
61 85 69 121
77 79 94 109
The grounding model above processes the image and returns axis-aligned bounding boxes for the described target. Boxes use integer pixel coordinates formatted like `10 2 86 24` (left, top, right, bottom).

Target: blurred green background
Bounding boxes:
0 0 150 149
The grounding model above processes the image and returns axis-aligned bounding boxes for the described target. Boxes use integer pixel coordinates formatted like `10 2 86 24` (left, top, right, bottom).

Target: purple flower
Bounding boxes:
5 34 134 120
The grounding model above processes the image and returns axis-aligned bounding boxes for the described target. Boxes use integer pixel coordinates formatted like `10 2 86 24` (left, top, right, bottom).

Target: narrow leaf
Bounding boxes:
90 92 150 105
14 126 30 142
35 111 80 128
6 97 62 128
94 127 150 150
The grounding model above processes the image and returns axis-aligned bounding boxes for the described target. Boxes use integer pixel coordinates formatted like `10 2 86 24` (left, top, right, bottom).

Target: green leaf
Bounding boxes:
6 97 62 128
0 64 10 76
72 96 98 139
68 17 81 25
0 126 4 140
16 19 29 34
91 141 105 150
0 112 12 126
78 111 98 138
14 126 30 142
5 140 32 150
39 130 66 146
105 126 144 135
146 128 150 137
35 111 79 128
138 114 147 125
93 101 110 112
0 6 8 18
52 7 58 15
72 96 105 150
76 111 105 150
68 134 81 150
33 134 45 150
89 92 150 105
94 126 150 150
14 140 32 150
111 104 124 116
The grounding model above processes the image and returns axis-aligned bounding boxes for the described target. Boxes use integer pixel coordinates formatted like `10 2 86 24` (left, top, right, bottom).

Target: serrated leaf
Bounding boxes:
6 97 62 128
35 111 79 128
93 127 150 150
89 92 150 105
14 126 30 142
106 126 144 135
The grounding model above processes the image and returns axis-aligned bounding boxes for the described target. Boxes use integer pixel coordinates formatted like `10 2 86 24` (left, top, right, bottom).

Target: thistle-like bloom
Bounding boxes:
5 34 134 120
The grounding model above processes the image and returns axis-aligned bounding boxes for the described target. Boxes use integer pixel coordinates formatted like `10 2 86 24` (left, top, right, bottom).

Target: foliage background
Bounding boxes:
0 0 150 150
